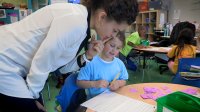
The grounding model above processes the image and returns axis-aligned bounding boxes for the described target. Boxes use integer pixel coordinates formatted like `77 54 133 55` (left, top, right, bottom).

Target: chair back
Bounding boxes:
56 72 80 112
172 58 200 87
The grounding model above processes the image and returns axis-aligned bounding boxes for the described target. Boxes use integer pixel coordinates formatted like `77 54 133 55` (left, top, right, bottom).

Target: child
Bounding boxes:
119 25 147 71
120 25 147 60
167 28 196 74
76 31 128 99
55 31 128 112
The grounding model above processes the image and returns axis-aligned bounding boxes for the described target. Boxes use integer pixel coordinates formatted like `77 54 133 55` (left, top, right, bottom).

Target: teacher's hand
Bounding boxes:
86 36 112 60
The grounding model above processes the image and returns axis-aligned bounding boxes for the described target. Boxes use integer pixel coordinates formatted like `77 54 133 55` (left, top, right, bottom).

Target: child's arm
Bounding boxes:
127 41 136 47
76 80 109 89
109 80 126 91
128 41 146 49
167 46 176 58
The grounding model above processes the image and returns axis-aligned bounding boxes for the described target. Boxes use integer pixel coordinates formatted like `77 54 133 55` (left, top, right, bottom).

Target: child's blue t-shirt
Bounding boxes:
77 55 128 99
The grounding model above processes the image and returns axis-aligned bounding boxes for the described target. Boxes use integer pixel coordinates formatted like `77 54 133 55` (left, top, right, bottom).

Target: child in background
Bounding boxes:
119 25 147 71
167 28 196 74
120 25 147 61
77 31 128 99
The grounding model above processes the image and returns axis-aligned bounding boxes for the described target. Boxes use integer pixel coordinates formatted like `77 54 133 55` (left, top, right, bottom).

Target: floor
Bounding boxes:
42 60 174 112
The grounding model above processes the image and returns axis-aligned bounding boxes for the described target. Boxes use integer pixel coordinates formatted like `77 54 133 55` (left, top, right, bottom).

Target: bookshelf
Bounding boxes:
130 10 161 40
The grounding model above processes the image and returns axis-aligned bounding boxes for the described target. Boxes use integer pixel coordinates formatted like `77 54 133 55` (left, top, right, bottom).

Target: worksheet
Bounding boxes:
81 92 155 112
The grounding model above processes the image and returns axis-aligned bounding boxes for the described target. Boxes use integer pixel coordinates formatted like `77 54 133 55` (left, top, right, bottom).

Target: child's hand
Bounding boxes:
94 80 109 88
109 80 120 91
86 36 112 59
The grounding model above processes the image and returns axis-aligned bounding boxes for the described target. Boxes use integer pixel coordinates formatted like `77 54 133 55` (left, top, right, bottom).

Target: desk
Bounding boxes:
133 46 200 69
133 46 170 54
132 46 170 72
85 83 200 112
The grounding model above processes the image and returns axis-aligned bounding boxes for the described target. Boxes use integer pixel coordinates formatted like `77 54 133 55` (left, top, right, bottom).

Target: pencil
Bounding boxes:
111 72 120 84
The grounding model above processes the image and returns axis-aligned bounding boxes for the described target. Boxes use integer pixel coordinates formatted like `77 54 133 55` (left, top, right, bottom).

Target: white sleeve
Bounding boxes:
59 56 80 74
59 53 91 74
26 15 87 99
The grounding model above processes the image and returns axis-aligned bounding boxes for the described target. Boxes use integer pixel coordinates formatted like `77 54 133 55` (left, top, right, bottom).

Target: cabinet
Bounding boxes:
131 10 161 39
0 9 20 25
0 0 50 25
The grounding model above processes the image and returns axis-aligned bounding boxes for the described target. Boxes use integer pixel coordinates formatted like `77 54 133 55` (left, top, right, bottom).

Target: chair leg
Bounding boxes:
159 65 169 74
40 92 45 107
142 69 145 82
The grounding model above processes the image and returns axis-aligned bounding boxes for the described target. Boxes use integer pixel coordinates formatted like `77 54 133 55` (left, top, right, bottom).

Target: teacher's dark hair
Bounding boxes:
81 0 139 25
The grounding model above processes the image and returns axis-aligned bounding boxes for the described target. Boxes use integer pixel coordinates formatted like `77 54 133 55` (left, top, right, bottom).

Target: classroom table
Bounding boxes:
132 46 170 72
133 46 200 69
133 46 170 54
85 83 200 112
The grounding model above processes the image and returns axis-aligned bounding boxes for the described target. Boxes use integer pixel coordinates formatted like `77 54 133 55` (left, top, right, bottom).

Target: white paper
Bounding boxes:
19 10 28 20
163 107 173 112
160 13 165 28
81 92 155 112
173 10 181 20
10 16 18 23
0 9 6 18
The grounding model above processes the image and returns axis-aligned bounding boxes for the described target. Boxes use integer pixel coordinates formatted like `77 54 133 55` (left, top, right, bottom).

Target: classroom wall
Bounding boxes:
168 0 200 25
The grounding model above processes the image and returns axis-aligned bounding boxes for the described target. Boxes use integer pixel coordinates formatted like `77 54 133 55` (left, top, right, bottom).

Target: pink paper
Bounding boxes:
152 95 158 100
130 88 137 93
181 88 198 95
141 86 172 100
140 94 149 99
140 93 154 99
165 89 173 94
157 93 166 98
143 87 159 93
162 86 169 90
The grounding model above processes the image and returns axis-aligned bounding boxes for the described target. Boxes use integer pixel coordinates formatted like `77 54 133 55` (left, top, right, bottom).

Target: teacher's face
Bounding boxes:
97 20 128 41
94 12 128 41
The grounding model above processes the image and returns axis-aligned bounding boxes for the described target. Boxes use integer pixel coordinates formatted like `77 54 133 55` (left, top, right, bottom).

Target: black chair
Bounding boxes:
155 56 169 74
154 40 171 74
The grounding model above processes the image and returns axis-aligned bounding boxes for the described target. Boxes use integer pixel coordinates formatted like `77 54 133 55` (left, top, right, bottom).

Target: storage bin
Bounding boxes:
156 91 200 112
139 1 148 11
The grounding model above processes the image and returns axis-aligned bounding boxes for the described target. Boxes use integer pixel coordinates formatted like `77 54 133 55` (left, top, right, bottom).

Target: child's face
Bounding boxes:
139 29 146 39
101 37 123 61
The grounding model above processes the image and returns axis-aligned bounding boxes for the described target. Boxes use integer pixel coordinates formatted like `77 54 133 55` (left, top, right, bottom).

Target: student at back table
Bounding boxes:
119 25 147 67
167 28 196 74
